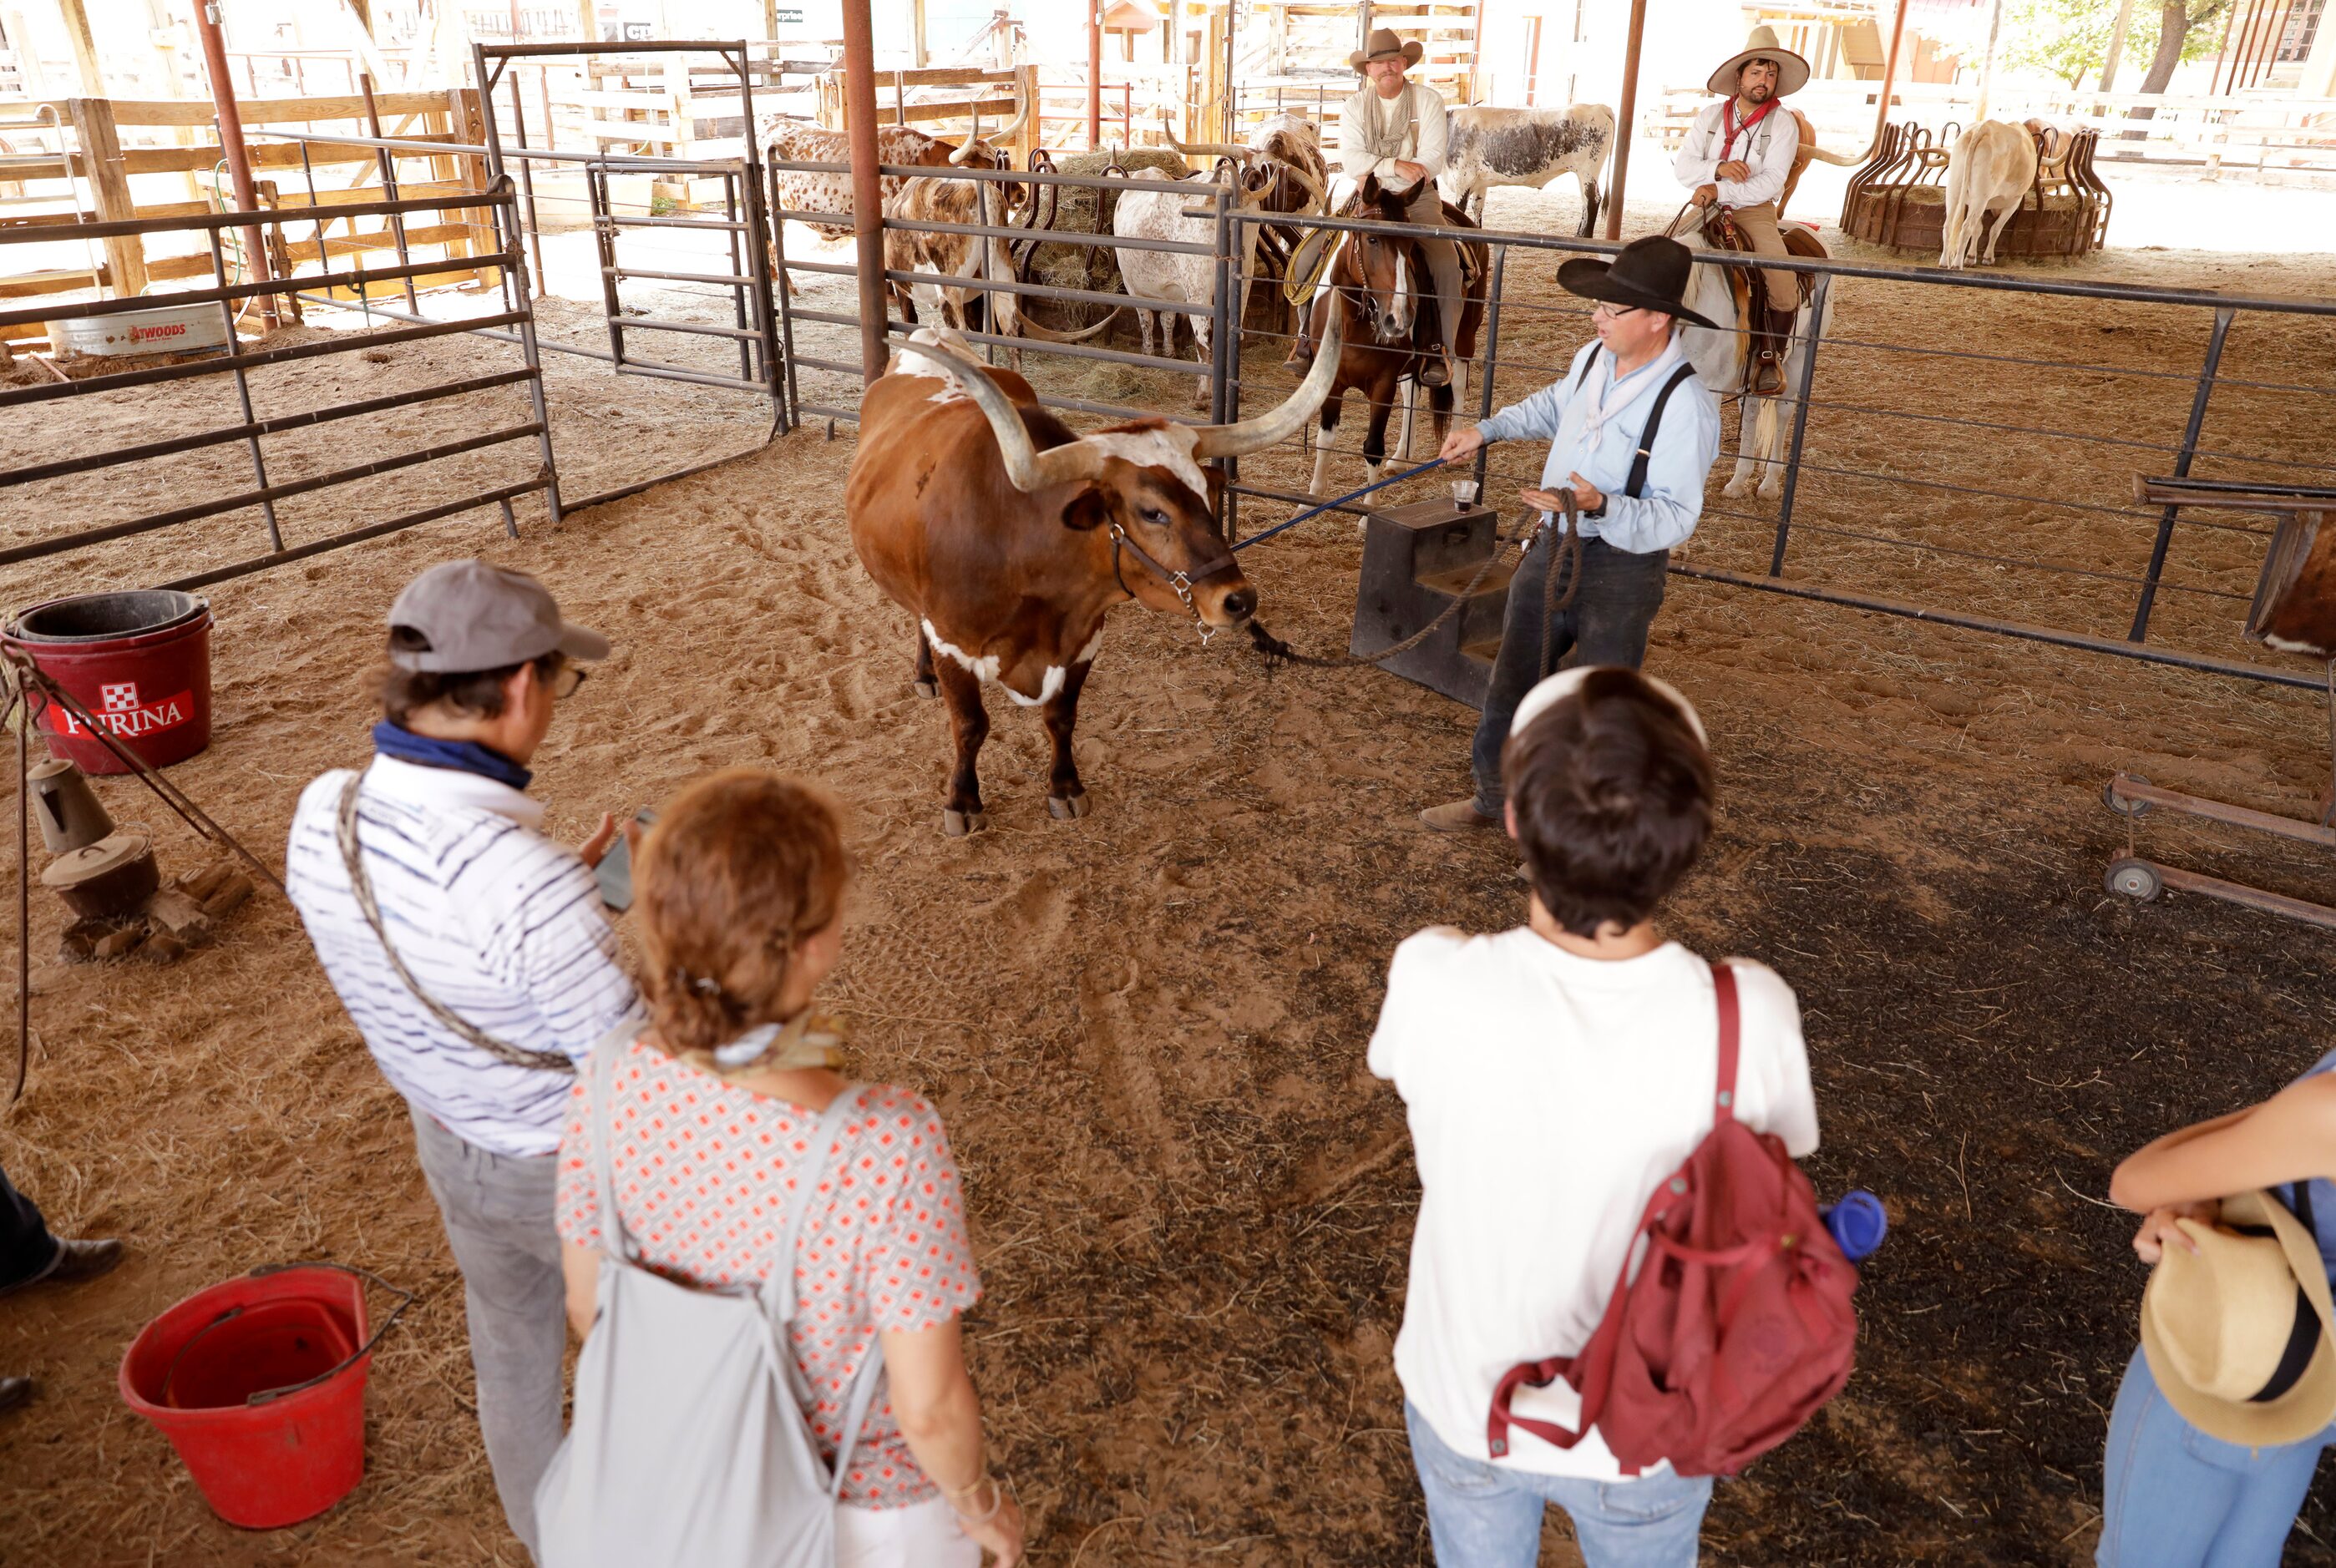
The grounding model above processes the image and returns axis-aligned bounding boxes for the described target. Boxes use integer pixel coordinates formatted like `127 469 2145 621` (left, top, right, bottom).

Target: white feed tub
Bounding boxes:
45 303 231 358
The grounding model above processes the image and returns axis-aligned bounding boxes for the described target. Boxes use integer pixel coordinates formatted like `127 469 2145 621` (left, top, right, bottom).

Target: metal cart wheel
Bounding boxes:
2103 775 2154 817
2105 858 2164 903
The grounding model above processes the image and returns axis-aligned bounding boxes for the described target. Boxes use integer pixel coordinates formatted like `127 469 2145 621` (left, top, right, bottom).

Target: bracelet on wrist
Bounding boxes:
944 1473 1008 1523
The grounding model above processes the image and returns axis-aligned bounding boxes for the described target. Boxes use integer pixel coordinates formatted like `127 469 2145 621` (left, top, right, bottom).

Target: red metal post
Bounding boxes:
191 0 279 327
1601 0 1649 240
842 0 888 382
1087 0 1102 149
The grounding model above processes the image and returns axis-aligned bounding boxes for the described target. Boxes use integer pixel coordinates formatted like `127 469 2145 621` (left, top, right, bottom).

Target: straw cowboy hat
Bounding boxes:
1707 25 1811 98
1350 27 1424 71
1555 236 1722 331
2140 1189 2336 1446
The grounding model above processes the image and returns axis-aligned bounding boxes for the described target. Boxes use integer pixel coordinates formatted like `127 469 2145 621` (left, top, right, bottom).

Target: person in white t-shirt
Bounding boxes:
1369 665 1820 1567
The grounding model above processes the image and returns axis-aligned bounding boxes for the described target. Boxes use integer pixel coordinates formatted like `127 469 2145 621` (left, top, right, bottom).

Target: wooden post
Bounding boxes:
68 99 147 296
664 48 693 161
1014 61 1038 164
912 0 929 67
580 0 600 42
843 0 887 383
1088 0 1103 149
58 0 103 94
1603 0 1648 240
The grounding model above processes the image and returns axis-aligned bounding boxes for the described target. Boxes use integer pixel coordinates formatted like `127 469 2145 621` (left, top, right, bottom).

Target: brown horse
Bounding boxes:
1299 175 1488 503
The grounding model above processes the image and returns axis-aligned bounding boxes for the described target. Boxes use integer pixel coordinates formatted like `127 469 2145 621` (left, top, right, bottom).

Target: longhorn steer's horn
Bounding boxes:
1190 312 1344 459
948 104 983 165
1801 143 1869 166
894 338 1110 492
1284 160 1329 213
1014 306 1124 343
1158 113 1254 163
990 81 1031 146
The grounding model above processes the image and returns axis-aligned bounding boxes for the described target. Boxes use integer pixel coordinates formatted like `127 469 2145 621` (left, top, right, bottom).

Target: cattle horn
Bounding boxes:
894 338 1111 492
990 81 1031 146
1158 113 1253 164
1014 306 1124 344
1284 160 1328 214
1189 311 1344 460
1801 144 1868 166
948 104 983 165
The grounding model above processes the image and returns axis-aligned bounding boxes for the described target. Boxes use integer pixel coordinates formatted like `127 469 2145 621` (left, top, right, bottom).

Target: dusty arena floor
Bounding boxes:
1 184 2334 1565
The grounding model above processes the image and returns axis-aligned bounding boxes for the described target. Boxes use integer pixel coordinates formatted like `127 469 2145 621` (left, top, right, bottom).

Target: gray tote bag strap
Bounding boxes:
755 1085 892 1492
588 1020 650 1265
335 773 575 1075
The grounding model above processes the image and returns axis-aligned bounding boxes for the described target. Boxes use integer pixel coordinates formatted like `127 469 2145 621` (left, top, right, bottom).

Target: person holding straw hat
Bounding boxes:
2100 1059 2336 1565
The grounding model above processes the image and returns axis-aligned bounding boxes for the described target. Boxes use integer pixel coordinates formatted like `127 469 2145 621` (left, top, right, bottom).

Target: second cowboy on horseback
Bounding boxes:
1673 26 1808 396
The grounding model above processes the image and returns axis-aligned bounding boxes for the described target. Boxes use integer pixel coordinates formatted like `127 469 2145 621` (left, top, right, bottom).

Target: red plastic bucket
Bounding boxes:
3 589 213 774
119 1264 410 1529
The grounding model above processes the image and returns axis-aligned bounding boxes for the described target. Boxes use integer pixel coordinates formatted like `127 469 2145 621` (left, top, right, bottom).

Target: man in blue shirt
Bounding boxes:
1421 235 1724 832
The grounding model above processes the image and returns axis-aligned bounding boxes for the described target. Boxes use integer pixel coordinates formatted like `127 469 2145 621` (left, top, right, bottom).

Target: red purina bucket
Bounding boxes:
3 589 213 774
119 1264 410 1529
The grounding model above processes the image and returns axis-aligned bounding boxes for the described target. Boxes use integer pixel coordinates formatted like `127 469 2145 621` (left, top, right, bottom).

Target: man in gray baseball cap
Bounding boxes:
284 559 639 1562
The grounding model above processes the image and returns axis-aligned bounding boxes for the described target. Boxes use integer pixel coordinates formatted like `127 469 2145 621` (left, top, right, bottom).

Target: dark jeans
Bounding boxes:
1470 532 1670 815
0 1160 59 1291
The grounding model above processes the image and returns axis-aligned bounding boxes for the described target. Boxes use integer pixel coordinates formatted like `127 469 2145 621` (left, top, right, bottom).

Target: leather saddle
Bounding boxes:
1700 211 1827 397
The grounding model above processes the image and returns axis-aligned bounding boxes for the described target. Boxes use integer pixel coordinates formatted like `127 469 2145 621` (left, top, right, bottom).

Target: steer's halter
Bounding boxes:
1109 521 1238 645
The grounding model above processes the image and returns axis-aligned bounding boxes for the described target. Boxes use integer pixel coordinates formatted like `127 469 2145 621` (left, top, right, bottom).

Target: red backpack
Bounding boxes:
1487 962 1857 1478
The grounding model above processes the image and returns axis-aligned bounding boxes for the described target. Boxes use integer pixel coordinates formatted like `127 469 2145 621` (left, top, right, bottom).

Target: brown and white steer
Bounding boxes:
1938 119 2041 270
847 316 1343 834
762 90 1029 240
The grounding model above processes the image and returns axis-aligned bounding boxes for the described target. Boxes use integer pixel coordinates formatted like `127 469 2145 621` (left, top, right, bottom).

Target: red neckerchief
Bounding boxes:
1720 95 1778 164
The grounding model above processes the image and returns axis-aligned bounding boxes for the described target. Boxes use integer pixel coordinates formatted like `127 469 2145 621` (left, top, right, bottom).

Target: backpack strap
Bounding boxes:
1710 960 1741 1125
1624 363 1701 501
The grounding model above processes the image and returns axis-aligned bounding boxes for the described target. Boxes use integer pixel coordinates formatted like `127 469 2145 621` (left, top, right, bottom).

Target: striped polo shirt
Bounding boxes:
286 753 641 1157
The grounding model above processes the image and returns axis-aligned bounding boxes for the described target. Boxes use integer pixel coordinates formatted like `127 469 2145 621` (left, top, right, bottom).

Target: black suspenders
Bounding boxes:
1568 357 1703 500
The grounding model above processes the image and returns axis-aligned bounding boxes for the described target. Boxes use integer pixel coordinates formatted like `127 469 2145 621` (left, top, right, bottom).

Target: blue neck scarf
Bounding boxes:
372 721 533 792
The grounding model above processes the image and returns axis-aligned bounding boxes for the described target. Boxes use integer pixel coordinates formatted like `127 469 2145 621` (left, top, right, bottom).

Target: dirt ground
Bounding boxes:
1 181 2334 1566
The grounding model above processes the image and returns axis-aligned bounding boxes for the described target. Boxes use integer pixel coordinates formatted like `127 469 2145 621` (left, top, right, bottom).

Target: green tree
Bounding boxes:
1933 0 2232 90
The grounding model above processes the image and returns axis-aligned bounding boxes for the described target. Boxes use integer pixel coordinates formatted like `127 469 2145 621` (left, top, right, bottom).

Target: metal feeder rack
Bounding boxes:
1841 122 2112 260
2102 476 2336 929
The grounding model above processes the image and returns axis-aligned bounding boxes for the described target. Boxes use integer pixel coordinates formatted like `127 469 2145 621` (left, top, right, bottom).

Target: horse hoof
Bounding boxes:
1759 483 1784 502
941 808 989 837
913 677 939 700
1722 479 1751 500
1047 792 1090 822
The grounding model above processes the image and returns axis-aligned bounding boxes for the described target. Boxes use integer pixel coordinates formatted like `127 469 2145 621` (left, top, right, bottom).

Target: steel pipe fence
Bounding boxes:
762 157 2336 689
0 181 562 590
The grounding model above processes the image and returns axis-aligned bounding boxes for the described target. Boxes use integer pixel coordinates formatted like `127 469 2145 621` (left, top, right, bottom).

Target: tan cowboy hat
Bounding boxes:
2139 1189 2336 1446
1350 27 1424 71
1706 25 1811 98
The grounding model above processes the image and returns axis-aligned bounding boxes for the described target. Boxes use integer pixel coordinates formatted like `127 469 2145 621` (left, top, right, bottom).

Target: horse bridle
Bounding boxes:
1108 520 1239 645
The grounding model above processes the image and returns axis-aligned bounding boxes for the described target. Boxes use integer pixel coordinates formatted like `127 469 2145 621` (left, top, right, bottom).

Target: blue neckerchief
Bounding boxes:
371 720 533 792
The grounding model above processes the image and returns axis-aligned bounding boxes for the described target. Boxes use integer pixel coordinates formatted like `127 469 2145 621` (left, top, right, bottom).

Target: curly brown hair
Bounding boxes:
635 770 851 1058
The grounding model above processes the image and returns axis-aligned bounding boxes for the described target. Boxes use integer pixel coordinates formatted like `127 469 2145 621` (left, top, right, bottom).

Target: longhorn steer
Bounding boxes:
1438 103 1614 235
1109 159 1273 407
762 91 1029 240
846 316 1342 834
1938 119 2040 269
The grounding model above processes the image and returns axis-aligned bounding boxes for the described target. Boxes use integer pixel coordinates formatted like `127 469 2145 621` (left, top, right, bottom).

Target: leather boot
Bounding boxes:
1418 351 1452 390
1284 336 1315 373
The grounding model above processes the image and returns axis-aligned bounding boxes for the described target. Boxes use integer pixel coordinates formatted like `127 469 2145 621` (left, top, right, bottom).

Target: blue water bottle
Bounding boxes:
1821 1190 1888 1262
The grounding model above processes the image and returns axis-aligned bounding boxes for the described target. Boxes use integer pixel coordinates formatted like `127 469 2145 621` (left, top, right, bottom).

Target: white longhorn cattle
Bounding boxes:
1438 104 1615 235
1938 119 2040 270
1108 159 1276 407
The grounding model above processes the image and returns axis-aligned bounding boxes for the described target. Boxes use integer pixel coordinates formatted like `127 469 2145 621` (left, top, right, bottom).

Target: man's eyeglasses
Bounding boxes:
1592 302 1641 321
550 665 589 701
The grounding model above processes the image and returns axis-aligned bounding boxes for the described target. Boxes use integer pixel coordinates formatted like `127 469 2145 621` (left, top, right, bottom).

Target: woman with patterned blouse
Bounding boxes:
555 770 1024 1566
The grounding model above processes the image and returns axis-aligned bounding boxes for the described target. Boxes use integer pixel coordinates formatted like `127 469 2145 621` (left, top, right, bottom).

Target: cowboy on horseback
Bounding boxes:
1286 28 1466 391
1418 237 1722 834
1675 26 1807 397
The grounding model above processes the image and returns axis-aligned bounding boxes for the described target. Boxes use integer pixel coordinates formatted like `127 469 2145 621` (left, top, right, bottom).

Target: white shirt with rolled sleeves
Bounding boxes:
1475 339 1722 554
1671 98 1799 210
1340 81 1450 185
286 753 641 1157
1368 928 1821 1479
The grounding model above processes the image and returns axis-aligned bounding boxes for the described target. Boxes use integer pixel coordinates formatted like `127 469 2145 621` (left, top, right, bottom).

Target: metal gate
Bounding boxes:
583 154 784 417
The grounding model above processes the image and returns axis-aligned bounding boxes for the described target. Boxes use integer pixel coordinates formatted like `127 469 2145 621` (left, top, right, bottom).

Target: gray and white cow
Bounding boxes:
1108 157 1279 407
1438 103 1614 236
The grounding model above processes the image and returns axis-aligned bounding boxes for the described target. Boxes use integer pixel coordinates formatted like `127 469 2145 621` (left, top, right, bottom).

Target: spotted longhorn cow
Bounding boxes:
761 90 1028 240
845 316 1343 834
1437 103 1614 235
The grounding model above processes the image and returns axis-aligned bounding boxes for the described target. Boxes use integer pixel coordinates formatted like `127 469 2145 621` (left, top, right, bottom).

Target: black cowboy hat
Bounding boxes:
1557 236 1721 331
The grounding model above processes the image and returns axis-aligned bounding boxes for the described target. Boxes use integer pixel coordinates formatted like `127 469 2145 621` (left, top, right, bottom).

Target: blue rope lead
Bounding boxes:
1229 457 1452 553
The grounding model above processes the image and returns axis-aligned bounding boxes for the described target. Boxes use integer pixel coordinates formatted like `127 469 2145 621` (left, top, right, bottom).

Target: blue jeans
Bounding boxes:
1468 534 1670 816
1406 1400 1714 1567
2098 1347 2336 1567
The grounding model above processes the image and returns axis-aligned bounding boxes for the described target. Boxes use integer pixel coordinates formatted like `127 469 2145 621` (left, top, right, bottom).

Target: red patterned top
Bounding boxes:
555 1033 982 1509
